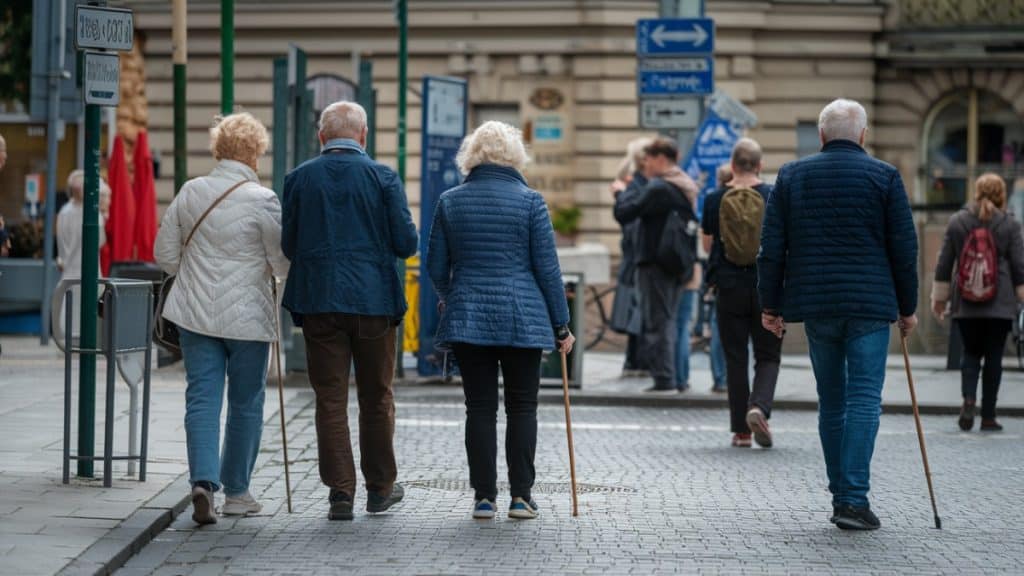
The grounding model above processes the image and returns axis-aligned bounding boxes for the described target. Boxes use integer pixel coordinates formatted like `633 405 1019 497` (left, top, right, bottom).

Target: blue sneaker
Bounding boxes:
508 497 539 519
472 498 496 519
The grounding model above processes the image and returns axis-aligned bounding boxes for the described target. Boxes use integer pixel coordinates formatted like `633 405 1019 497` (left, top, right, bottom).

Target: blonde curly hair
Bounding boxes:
209 112 269 166
456 121 529 175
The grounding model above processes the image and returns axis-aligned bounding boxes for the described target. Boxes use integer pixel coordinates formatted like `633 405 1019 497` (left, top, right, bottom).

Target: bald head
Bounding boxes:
319 101 368 145
731 138 762 176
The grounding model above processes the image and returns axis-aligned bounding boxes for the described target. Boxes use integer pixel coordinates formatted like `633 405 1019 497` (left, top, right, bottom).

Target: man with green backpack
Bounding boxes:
701 138 782 448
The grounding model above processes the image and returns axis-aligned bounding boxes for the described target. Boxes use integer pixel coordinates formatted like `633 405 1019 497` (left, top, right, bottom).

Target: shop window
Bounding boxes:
923 89 1024 206
796 122 820 158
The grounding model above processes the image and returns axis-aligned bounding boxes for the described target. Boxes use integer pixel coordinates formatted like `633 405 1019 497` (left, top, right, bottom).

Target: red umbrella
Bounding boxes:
106 135 135 268
132 131 157 262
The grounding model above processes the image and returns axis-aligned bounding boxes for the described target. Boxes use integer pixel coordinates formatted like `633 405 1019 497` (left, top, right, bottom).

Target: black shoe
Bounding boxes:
829 506 840 524
644 384 676 393
367 483 405 513
958 400 976 431
980 419 1003 432
834 505 880 531
328 490 353 521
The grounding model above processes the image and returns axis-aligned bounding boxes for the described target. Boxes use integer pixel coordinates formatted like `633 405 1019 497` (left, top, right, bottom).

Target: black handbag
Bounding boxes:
154 180 251 353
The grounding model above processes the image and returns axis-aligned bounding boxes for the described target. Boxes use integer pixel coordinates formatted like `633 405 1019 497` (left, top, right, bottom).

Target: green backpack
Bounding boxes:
719 186 765 266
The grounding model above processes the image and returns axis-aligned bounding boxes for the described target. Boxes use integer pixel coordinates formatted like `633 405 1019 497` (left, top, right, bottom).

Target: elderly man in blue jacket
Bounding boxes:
758 98 919 531
282 101 418 521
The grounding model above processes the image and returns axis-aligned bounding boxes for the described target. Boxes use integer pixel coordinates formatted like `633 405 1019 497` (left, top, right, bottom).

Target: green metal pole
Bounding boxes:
395 0 408 378
173 0 187 194
221 0 234 115
78 103 101 478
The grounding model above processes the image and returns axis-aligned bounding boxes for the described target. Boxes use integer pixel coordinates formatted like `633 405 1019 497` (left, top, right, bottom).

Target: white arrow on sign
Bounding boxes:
651 23 708 49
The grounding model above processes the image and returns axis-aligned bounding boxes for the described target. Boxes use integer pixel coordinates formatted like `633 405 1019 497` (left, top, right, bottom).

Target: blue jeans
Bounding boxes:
675 289 697 388
709 306 726 388
805 318 890 509
180 328 269 496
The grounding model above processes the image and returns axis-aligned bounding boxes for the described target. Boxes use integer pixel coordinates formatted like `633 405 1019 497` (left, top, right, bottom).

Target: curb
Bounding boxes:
56 475 192 576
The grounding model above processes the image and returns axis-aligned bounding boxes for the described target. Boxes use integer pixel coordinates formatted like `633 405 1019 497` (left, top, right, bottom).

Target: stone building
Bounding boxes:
116 0 1024 351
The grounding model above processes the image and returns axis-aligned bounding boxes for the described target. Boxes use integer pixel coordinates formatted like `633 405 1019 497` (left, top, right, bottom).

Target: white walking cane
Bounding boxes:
273 283 293 513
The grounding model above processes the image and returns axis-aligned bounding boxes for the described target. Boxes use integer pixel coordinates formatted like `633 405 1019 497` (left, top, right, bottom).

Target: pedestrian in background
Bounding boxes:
428 121 574 520
702 139 781 448
615 137 699 392
282 101 417 521
56 170 108 336
610 137 650 377
154 112 290 525
758 99 919 530
932 173 1024 432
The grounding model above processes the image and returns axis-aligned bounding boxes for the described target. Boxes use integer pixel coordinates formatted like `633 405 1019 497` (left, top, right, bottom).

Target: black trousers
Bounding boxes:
637 264 683 388
957 318 1011 420
716 283 782 433
452 344 541 502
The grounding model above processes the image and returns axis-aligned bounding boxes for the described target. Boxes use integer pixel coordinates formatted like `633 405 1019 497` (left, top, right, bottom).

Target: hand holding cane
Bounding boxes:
273 282 293 513
557 328 579 517
900 330 941 529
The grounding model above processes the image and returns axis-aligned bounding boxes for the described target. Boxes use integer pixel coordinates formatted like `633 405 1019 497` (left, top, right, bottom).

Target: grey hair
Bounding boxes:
319 101 367 140
456 121 529 175
818 98 867 143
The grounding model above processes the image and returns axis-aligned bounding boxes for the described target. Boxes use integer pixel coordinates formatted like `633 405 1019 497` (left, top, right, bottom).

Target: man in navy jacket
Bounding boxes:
282 101 418 521
757 99 919 531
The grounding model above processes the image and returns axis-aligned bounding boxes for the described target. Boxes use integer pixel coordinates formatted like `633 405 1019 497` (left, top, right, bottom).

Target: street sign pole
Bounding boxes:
657 1 705 151
221 0 234 115
173 0 187 195
395 0 408 379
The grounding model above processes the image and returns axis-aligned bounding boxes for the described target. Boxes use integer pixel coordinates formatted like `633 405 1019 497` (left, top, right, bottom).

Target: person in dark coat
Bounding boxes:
427 121 575 521
614 137 699 392
610 138 651 377
282 101 418 521
932 173 1024 432
758 98 919 531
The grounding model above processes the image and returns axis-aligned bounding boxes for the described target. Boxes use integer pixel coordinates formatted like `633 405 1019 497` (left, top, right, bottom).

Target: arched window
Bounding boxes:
922 89 1024 206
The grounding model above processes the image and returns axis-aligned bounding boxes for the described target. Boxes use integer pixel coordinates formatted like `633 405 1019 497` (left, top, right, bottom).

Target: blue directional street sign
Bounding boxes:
638 56 714 96
636 18 714 56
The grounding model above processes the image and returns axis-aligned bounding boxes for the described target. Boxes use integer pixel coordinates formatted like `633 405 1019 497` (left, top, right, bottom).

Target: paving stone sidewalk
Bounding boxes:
119 395 1024 575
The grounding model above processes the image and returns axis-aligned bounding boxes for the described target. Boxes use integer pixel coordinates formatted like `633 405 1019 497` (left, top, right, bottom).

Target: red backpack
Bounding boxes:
957 223 999 303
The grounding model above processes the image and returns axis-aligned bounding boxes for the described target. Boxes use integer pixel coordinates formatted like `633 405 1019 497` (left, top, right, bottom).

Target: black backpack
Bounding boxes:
656 207 698 282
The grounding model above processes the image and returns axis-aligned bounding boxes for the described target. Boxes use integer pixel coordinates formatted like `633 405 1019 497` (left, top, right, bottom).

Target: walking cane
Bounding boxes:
560 350 579 517
900 335 941 529
273 285 293 514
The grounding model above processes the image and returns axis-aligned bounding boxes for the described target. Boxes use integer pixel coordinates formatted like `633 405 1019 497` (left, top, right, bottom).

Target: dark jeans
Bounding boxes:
957 318 1011 420
625 334 644 371
303 313 398 497
637 264 683 388
805 318 890 509
452 344 542 502
716 283 782 433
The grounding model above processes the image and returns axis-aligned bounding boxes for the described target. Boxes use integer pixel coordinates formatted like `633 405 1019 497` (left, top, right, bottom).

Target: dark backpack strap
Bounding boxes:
183 179 252 249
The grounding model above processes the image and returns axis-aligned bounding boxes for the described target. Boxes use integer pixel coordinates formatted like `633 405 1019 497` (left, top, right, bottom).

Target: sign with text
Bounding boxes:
640 98 701 129
636 18 714 56
75 5 134 52
638 57 714 96
521 83 575 204
682 109 741 217
83 51 120 106
418 76 468 376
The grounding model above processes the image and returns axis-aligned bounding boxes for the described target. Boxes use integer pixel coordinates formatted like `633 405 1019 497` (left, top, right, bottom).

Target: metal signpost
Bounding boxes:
417 76 467 377
74 1 132 478
636 16 715 136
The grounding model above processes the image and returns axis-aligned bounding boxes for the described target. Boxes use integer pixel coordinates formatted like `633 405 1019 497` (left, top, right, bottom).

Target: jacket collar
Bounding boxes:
465 164 527 185
211 159 259 182
821 139 866 154
321 138 366 156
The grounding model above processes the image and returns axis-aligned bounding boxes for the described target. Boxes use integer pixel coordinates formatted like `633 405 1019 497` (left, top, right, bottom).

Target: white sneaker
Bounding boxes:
222 491 263 516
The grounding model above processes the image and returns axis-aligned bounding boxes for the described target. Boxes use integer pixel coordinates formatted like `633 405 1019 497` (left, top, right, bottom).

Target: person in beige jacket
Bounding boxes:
154 112 289 525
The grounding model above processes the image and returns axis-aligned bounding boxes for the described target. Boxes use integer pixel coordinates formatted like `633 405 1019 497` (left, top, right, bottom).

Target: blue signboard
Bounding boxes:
682 109 741 218
636 18 714 56
418 76 468 376
638 57 714 96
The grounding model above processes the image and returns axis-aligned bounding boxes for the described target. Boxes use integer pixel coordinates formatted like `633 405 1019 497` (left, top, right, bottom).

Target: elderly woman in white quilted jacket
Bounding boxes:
155 112 290 525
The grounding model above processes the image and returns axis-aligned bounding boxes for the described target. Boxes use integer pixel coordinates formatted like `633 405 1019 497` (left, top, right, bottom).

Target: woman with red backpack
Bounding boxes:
932 173 1024 432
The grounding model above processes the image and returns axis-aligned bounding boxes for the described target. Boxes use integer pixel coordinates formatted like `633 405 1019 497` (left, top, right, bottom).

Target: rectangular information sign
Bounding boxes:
83 51 120 106
75 5 134 52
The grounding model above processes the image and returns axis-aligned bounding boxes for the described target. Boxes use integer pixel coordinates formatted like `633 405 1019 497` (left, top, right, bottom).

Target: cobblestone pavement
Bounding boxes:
118 394 1024 575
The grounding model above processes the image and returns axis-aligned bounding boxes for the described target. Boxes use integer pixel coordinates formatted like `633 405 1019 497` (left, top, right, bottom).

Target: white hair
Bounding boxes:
456 121 529 175
319 101 367 140
67 169 84 195
818 98 868 143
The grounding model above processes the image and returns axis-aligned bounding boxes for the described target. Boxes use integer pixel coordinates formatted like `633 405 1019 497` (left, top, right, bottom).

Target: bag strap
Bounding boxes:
183 179 252 249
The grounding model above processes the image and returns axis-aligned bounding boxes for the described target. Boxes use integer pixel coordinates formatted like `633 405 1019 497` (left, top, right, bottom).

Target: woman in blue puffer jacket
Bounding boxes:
427 121 575 521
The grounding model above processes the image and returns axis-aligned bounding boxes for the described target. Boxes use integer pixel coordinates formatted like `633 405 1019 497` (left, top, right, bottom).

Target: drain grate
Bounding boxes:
404 478 635 495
